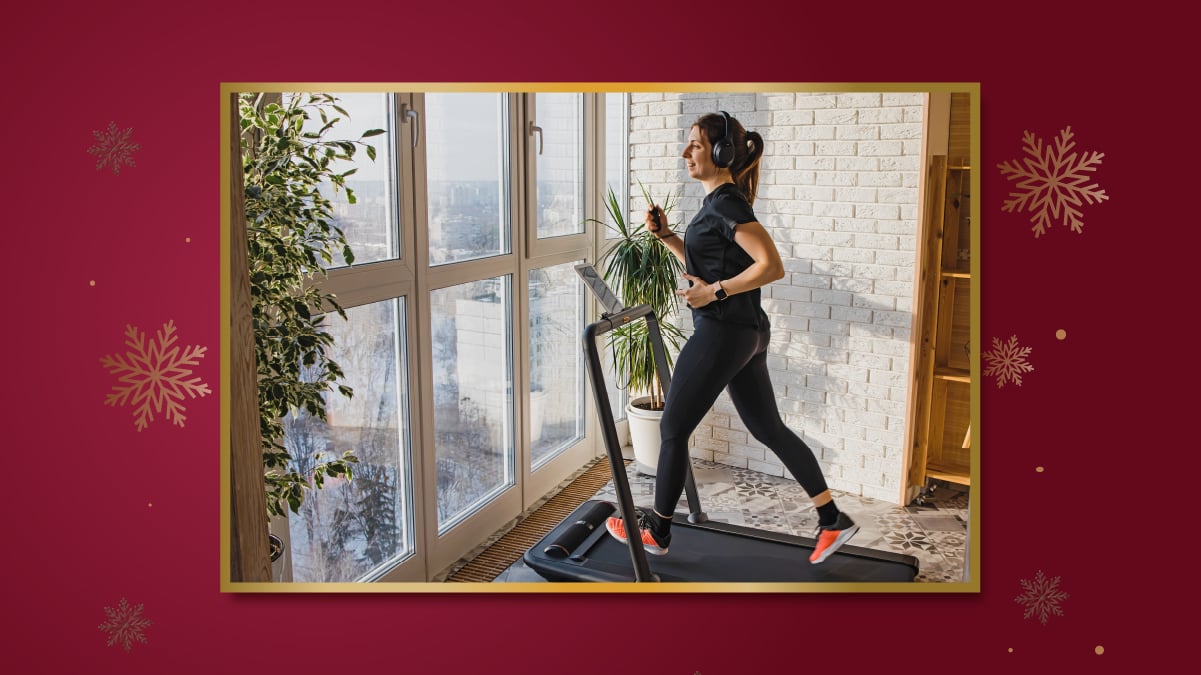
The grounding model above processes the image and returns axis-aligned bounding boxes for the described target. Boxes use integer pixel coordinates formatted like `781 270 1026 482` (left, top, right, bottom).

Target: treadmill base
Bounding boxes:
523 500 920 583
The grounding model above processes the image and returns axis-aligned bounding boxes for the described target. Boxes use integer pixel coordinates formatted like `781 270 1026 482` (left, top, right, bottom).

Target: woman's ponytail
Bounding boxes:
733 130 764 205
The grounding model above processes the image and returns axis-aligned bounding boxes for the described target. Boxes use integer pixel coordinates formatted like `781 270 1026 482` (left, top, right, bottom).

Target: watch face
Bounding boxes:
716 287 728 301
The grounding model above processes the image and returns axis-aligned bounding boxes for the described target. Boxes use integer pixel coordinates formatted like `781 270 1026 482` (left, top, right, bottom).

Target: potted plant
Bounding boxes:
592 184 685 475
239 92 383 524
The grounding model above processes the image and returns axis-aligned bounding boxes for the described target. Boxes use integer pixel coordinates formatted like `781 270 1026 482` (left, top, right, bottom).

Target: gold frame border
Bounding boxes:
219 82 982 594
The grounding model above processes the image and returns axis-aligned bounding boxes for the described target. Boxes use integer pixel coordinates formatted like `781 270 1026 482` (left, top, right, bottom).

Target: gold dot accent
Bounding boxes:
1036 466 1044 473
1095 646 1104 655
1056 329 1067 340
185 237 192 243
89 280 96 287
1008 648 1014 653
148 503 153 508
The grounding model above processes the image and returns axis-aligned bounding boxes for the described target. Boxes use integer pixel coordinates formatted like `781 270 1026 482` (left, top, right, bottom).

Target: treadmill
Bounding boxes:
521 265 919 583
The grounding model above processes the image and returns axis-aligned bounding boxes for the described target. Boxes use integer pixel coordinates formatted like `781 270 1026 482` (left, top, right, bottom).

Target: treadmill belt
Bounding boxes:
524 500 919 583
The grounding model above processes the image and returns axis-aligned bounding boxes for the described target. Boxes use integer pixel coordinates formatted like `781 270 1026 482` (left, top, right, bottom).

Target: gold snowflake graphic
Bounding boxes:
100 320 211 431
1015 570 1069 625
98 598 152 653
997 126 1108 237
983 335 1033 388
87 121 141 175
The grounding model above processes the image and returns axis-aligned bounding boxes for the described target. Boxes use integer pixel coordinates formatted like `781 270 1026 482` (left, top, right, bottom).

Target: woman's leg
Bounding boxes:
724 338 830 498
652 317 758 518
607 317 759 553
724 323 859 563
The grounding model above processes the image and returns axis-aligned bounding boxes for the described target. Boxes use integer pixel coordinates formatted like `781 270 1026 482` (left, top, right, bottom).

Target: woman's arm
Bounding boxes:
677 220 784 308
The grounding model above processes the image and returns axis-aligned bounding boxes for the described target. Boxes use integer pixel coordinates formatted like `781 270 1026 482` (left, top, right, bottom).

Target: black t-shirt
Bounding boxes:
683 183 767 327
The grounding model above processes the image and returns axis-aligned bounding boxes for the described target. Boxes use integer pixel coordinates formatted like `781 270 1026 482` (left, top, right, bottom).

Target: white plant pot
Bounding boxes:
626 396 663 476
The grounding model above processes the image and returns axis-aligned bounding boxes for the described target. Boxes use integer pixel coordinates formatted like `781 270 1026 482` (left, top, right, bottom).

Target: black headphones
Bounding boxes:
711 110 736 169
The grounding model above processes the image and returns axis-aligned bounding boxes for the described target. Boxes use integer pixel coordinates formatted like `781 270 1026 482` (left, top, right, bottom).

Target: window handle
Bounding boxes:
402 105 419 149
528 120 543 155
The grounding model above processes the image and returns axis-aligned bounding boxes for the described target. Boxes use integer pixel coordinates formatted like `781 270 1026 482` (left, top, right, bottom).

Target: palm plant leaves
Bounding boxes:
590 184 685 409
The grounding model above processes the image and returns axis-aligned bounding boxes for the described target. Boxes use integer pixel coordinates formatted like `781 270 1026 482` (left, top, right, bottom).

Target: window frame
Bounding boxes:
240 88 620 583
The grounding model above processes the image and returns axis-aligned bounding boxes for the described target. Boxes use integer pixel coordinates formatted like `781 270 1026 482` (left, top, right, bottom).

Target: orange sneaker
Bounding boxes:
809 512 859 564
605 509 671 556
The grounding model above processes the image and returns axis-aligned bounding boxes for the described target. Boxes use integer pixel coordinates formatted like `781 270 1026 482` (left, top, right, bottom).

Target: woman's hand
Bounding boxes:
676 273 718 308
647 205 673 239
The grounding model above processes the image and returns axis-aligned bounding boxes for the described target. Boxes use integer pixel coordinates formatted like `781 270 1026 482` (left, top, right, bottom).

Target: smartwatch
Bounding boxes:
714 281 728 302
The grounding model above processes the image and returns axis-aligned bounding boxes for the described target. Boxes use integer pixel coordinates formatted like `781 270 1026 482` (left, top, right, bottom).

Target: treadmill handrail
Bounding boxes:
581 304 653 340
581 304 704 582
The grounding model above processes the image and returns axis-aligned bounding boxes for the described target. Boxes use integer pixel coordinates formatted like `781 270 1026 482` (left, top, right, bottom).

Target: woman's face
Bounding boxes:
682 125 717 180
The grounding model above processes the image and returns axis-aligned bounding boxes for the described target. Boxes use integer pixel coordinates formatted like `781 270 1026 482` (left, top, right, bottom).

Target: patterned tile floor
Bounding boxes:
494 459 971 583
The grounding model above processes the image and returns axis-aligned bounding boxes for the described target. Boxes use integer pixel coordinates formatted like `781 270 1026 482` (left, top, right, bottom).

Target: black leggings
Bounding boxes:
653 314 829 518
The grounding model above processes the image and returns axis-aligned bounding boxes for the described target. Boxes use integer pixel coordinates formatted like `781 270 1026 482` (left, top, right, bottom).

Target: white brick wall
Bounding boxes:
627 91 923 504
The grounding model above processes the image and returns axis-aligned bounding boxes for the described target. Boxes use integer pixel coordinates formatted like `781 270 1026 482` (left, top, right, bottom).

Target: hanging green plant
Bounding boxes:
239 92 383 518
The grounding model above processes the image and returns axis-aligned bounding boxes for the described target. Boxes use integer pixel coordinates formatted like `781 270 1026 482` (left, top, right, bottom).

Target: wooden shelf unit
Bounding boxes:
909 133 973 494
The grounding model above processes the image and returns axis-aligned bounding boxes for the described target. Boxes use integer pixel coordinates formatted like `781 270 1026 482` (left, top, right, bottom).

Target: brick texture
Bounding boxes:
626 92 923 504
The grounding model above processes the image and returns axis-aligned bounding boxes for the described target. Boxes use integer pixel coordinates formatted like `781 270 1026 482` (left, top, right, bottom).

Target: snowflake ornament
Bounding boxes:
100 320 211 430
87 121 141 175
98 598 152 653
1015 570 1069 625
983 335 1033 388
997 126 1108 237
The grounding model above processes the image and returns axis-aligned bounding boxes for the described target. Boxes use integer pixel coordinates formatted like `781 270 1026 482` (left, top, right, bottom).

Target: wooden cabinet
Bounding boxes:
908 93 973 501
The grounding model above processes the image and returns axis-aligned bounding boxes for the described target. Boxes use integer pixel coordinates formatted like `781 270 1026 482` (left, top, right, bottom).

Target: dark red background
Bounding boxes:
6 0 1190 672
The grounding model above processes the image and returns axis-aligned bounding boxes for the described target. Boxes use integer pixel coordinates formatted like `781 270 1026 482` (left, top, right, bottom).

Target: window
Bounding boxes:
529 261 585 468
604 93 628 241
533 93 585 240
282 298 413 582
430 276 516 532
241 89 610 583
289 92 401 267
425 93 511 265
602 93 629 420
